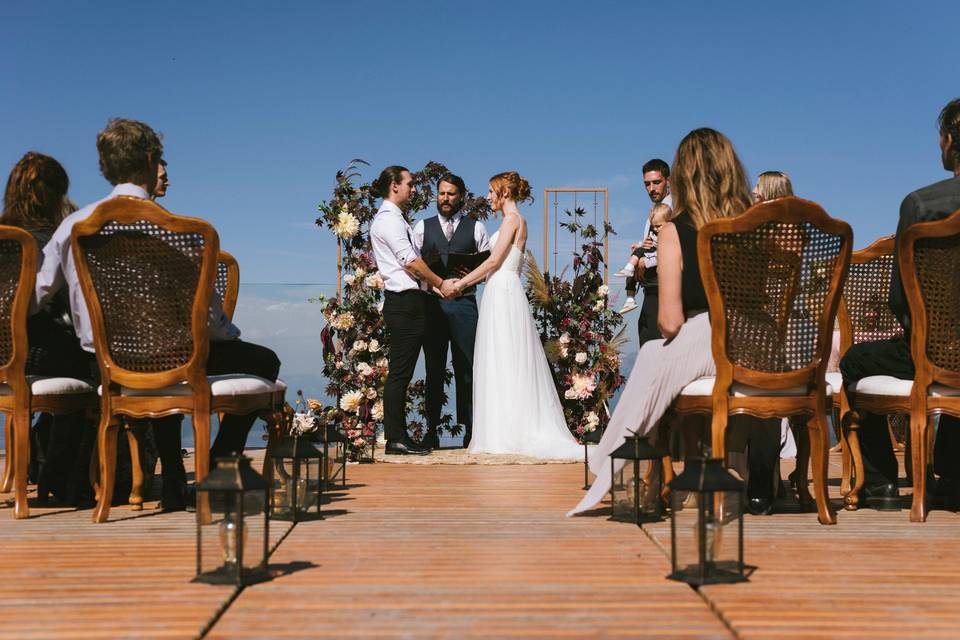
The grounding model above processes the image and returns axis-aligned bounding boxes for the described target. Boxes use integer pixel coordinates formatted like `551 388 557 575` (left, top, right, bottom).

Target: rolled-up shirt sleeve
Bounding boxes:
385 214 418 265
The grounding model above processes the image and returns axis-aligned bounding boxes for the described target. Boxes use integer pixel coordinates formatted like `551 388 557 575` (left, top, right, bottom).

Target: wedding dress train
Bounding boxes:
468 235 582 459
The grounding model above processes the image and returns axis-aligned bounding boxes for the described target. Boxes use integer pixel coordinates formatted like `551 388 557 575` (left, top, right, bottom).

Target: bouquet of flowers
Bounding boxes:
525 207 627 441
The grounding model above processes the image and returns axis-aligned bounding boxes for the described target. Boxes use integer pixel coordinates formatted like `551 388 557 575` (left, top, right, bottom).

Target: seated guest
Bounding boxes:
34 118 282 510
1 152 90 503
752 170 794 202
841 97 960 510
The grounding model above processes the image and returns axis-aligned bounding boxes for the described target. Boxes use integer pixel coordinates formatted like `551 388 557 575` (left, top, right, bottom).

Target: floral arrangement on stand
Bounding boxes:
312 160 490 460
525 207 627 441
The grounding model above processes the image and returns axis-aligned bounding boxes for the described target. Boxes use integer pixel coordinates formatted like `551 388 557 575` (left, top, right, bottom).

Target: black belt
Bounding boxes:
384 289 425 297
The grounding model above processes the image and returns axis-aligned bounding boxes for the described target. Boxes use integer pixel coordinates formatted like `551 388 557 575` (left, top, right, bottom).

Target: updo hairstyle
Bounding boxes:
489 171 533 204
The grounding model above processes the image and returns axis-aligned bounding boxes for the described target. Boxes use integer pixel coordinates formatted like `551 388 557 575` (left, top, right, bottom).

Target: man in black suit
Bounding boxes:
841 97 960 509
413 174 490 448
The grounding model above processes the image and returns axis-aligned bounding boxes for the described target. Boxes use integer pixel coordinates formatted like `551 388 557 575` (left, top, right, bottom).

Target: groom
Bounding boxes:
413 173 490 448
370 165 456 455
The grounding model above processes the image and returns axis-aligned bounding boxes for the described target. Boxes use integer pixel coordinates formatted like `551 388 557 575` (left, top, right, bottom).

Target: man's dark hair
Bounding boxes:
436 172 466 196
372 165 409 198
96 118 163 186
642 158 670 178
939 98 960 166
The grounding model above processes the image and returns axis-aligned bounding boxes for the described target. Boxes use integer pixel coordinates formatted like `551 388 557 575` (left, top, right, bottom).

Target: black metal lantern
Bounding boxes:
194 456 270 586
582 427 604 489
667 457 748 586
270 436 323 522
609 433 664 525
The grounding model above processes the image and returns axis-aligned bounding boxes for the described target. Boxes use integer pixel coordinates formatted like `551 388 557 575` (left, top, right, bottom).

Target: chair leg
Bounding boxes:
1 412 13 493
808 409 837 525
792 417 814 511
836 406 852 497
92 414 121 523
909 407 930 523
13 408 31 519
844 411 866 510
126 427 144 511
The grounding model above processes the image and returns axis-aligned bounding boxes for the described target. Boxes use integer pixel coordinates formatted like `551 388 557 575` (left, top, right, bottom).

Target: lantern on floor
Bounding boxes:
667 457 748 585
609 433 663 525
316 421 349 488
270 436 323 522
194 456 270 586
582 427 604 489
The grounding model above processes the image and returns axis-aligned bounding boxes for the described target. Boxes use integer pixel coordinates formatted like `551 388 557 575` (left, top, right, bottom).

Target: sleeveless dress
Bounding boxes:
469 231 583 459
569 213 716 515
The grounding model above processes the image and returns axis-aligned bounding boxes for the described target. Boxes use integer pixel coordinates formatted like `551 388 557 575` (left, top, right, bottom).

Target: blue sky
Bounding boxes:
2 1 958 425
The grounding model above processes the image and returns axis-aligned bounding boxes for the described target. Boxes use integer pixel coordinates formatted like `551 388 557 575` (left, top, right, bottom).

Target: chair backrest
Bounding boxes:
216 251 240 321
837 236 902 357
70 197 219 390
899 207 960 389
0 226 36 393
698 196 852 391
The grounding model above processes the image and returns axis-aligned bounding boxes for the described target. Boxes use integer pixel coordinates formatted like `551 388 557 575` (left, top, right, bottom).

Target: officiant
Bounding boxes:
413 173 490 448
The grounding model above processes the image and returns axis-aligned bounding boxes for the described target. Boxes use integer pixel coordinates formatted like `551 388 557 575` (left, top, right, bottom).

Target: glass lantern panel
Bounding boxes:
198 490 268 583
670 490 743 583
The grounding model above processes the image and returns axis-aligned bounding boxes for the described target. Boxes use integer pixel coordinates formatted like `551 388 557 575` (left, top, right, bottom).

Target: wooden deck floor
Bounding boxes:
2 450 960 639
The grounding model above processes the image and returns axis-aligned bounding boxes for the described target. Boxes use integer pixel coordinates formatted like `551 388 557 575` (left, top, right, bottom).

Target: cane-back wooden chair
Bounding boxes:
833 236 906 509
71 197 284 522
847 208 960 522
0 226 97 518
672 197 852 525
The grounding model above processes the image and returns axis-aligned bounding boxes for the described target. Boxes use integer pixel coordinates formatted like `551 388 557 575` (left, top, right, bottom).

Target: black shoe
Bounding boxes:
421 430 440 450
747 496 774 516
860 482 900 511
462 426 473 449
159 481 195 512
385 439 430 456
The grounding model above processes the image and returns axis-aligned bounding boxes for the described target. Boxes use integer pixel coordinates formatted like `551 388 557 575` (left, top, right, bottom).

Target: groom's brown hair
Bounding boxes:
373 165 409 198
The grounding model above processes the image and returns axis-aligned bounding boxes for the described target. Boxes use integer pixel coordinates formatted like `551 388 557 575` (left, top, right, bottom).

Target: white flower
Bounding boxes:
559 332 571 345
564 388 577 400
340 390 364 414
593 299 605 312
560 345 569 359
343 273 356 287
575 352 588 364
366 273 385 289
333 210 360 238
352 340 367 352
371 400 384 421
586 411 600 428
292 413 318 435
364 387 377 399
330 312 354 330
368 339 381 352
598 284 609 297
570 373 597 399
354 267 366 279
356 362 374 377
376 357 389 368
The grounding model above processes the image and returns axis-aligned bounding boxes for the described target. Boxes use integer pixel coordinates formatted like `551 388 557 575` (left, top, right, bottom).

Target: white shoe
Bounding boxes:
613 268 635 278
618 299 638 314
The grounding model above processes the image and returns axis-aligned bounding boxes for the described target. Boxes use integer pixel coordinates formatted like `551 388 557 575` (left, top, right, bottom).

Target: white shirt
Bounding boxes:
370 200 421 292
34 183 240 353
411 211 491 254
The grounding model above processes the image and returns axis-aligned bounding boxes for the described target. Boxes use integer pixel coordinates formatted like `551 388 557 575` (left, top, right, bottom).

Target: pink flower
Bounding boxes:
569 373 597 400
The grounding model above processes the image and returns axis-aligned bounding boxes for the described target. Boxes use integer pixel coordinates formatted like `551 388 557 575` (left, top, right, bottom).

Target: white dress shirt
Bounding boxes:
370 201 421 292
34 183 240 353
411 211 491 253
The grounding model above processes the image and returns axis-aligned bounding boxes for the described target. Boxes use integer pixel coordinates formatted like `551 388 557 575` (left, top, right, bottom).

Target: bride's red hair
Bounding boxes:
489 171 533 204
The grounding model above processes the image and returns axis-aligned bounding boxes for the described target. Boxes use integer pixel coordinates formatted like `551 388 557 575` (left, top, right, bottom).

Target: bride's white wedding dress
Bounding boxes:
468 231 582 459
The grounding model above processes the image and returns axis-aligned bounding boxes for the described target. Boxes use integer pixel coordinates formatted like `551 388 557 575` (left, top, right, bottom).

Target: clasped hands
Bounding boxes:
437 278 463 299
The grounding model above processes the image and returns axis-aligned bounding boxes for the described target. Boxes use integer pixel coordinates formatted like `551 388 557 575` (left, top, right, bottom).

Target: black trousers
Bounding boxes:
423 294 477 437
636 288 661 346
840 336 960 484
625 247 644 296
382 290 426 442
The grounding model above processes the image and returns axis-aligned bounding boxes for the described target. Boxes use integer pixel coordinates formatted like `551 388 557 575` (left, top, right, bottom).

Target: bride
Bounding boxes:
447 171 582 459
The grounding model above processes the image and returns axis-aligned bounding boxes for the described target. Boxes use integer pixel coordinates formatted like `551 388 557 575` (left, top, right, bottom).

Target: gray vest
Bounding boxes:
422 215 478 294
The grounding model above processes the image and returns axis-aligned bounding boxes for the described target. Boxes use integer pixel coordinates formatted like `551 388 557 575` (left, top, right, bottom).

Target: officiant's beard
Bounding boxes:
436 200 464 218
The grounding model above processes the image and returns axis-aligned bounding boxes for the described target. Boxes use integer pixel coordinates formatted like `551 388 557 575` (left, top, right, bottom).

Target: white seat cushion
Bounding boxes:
102 376 288 397
0 376 96 396
853 375 960 398
826 372 843 396
679 376 834 397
